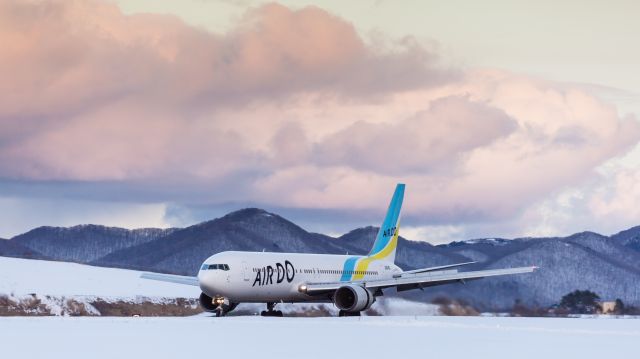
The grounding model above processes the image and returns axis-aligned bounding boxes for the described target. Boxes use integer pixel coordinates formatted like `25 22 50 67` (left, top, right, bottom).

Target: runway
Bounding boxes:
2 315 638 359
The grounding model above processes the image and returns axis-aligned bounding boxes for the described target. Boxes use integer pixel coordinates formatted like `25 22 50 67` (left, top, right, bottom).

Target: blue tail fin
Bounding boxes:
368 183 404 262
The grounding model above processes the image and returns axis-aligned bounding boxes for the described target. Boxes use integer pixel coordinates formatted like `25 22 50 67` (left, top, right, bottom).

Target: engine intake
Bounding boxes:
199 292 218 312
334 285 375 312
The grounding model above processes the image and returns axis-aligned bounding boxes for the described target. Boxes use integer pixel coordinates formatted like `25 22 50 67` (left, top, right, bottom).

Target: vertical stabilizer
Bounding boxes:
341 184 405 281
368 183 404 263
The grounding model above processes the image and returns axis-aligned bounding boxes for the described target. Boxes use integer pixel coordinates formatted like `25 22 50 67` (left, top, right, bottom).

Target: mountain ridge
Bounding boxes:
3 207 640 309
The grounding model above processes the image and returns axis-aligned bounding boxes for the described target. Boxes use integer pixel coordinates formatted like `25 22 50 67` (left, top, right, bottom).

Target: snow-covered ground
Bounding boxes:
1 315 638 359
1 256 639 357
0 256 203 315
0 256 200 297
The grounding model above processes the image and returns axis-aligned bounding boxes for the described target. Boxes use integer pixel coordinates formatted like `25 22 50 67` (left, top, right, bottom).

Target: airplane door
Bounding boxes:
242 261 249 281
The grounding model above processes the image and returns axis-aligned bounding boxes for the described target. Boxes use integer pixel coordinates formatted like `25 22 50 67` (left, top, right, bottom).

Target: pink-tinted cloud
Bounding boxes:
314 96 517 174
0 0 639 238
0 0 444 123
0 0 446 179
251 71 640 223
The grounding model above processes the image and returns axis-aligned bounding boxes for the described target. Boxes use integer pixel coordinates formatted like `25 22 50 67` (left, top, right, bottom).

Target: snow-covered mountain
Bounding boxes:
2 208 640 309
416 231 640 309
11 225 177 262
611 225 640 252
95 208 348 273
0 238 41 258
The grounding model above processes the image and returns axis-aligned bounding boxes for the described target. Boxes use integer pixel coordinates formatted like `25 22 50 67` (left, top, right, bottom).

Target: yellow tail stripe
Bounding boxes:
352 226 399 280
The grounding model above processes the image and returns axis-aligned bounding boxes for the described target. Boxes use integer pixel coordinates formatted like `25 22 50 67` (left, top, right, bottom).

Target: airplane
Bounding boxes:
141 184 536 317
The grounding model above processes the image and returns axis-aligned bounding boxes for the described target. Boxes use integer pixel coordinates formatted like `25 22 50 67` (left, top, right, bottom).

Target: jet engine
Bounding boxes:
199 292 218 312
333 285 375 312
199 292 238 316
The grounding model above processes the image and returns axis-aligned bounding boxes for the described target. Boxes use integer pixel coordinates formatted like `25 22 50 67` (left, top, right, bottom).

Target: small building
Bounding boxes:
598 301 617 314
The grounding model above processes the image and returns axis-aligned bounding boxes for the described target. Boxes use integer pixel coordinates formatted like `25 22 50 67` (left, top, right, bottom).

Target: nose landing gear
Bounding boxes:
214 301 238 317
260 302 283 317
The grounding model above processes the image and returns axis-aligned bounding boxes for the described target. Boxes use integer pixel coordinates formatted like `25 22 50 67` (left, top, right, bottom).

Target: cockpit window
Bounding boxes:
201 264 230 271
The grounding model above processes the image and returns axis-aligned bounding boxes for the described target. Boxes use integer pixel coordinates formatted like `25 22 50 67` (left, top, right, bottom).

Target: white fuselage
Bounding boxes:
197 251 402 303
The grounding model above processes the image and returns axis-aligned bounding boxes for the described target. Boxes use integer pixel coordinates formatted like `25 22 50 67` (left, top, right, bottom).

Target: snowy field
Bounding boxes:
0 256 200 298
1 256 639 358
1 315 638 359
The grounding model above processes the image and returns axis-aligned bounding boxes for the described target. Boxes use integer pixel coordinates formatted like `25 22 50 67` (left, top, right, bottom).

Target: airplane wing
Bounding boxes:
140 272 200 286
301 266 537 295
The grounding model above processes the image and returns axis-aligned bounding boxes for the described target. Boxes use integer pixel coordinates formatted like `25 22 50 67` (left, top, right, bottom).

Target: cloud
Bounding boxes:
0 0 446 180
0 0 445 122
250 71 640 225
314 96 517 174
588 168 640 230
0 0 639 239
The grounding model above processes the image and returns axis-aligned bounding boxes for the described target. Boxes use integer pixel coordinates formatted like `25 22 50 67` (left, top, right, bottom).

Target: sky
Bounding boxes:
1 0 639 243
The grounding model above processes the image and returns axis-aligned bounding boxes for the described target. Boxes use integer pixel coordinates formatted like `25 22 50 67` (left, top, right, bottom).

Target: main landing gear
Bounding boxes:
261 302 284 317
338 310 361 317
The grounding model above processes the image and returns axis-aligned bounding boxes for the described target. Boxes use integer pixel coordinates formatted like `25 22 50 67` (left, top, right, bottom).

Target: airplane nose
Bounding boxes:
198 270 221 296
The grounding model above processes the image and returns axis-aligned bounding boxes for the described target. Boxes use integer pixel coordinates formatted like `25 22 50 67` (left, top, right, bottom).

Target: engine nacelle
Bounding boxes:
199 293 238 314
334 285 375 312
199 292 218 312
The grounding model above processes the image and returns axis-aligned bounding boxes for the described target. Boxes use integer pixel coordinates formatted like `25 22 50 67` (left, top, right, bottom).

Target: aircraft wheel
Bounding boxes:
338 310 361 317
260 310 284 317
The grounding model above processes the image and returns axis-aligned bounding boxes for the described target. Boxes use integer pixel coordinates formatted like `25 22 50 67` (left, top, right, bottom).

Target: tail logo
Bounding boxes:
382 227 397 238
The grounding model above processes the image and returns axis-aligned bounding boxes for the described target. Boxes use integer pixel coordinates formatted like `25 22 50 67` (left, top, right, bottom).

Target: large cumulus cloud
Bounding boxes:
0 0 639 238
0 0 447 181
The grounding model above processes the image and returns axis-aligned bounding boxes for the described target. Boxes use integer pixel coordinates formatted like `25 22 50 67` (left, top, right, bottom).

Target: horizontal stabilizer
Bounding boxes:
400 261 477 275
